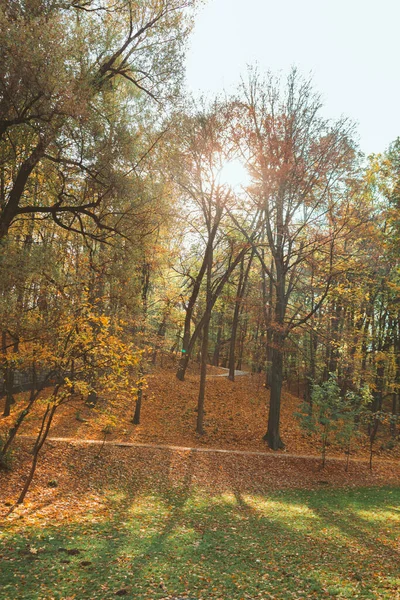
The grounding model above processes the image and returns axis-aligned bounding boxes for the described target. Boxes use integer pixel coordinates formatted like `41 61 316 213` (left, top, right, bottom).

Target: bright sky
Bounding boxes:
185 0 400 156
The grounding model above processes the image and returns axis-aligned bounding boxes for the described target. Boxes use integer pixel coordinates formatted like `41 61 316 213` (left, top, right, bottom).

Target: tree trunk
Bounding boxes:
2 334 18 418
236 317 248 370
264 335 285 449
0 364 56 463
196 229 213 435
264 260 286 450
228 253 252 381
212 309 224 366
177 227 220 381
369 418 379 471
261 257 274 388
196 311 210 435
132 366 144 424
373 363 385 413
228 285 243 382
328 300 342 374
305 328 318 404
177 245 249 381
0 140 46 240
131 261 150 424
17 394 58 505
132 386 142 425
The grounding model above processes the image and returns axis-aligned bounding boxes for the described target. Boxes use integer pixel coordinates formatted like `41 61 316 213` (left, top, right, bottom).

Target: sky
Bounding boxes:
185 0 400 156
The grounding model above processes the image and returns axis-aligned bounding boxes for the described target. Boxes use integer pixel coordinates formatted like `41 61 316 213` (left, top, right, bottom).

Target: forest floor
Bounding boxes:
1 362 399 460
1 364 400 599
1 460 400 599
1 362 400 512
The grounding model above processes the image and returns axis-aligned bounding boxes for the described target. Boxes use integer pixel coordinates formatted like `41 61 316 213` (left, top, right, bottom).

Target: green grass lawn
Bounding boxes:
1 486 399 600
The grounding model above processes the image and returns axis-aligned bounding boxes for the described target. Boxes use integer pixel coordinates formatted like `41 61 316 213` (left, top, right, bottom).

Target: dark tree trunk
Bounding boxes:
0 140 46 240
177 351 191 381
228 252 252 381
228 309 240 381
369 418 379 471
360 308 372 388
177 223 221 381
328 301 342 374
305 328 318 403
196 311 210 435
265 330 273 388
133 384 143 425
264 335 285 450
132 262 150 425
133 362 145 425
212 309 224 367
261 257 274 388
264 258 286 450
236 317 248 370
196 229 213 435
228 263 244 382
2 335 18 418
17 392 58 505
0 364 53 461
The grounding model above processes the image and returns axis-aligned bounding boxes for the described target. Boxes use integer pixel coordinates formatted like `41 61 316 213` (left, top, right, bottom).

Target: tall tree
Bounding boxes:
230 68 358 449
0 0 195 241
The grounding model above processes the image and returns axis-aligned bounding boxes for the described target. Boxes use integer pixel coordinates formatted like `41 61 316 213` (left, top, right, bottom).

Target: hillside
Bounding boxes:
1 365 399 461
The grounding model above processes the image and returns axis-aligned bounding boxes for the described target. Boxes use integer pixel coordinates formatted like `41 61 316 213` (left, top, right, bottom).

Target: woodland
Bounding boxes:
0 2 399 599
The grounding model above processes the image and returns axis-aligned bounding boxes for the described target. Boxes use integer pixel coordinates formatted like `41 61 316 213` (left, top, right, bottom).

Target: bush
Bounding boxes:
296 375 363 468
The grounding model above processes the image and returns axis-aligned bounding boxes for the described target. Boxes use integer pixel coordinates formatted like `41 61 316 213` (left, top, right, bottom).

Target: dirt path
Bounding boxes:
18 434 399 465
208 367 249 378
1 435 398 517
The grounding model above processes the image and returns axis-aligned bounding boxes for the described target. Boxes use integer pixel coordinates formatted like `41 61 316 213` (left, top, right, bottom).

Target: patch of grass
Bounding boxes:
1 487 399 599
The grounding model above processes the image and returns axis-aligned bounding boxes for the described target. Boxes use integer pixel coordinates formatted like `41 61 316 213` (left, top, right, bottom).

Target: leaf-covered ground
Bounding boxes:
2 366 399 461
1 366 399 598
2 439 400 511
1 385 400 600
1 466 399 600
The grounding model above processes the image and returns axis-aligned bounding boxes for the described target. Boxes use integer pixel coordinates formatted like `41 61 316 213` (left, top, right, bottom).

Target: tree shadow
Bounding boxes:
280 487 400 564
1 483 400 600
2 440 400 599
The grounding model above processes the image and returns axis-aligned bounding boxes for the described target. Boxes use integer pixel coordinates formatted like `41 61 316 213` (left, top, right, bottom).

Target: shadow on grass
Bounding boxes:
1 443 400 600
281 487 400 562
2 487 400 599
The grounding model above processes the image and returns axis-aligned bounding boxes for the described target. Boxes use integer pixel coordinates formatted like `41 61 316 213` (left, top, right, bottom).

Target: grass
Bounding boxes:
1 486 399 599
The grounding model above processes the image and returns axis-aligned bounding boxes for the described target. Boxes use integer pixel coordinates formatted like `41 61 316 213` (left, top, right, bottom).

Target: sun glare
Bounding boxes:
218 158 251 190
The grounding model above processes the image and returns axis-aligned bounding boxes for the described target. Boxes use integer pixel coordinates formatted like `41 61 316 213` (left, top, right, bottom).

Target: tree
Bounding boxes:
227 250 254 381
230 68 358 449
12 301 141 505
296 375 363 468
0 0 196 241
166 103 250 432
0 0 196 450
0 204 150 475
